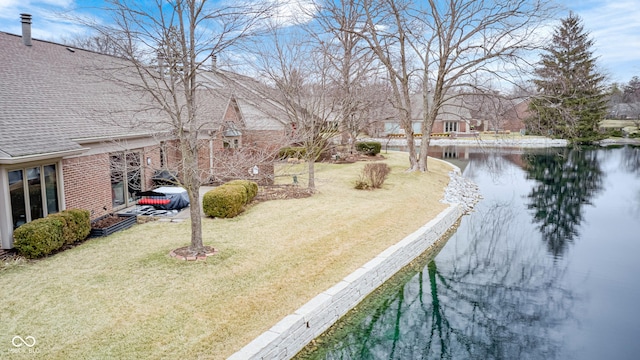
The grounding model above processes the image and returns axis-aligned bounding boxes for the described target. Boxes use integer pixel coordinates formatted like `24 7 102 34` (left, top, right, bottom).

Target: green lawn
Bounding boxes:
1 151 453 359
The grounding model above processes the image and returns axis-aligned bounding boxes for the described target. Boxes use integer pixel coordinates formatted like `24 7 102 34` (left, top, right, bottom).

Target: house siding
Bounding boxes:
63 154 113 220
62 144 162 221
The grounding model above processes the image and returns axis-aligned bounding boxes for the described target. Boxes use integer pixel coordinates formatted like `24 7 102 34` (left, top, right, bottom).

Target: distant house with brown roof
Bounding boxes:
380 93 479 136
0 19 289 249
466 95 530 133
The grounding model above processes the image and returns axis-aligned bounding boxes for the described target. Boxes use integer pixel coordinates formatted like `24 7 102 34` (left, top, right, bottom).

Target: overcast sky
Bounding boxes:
0 0 638 84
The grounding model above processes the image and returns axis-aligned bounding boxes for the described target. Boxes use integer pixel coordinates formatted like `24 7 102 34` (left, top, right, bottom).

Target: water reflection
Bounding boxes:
297 199 578 360
620 145 640 176
522 148 604 258
297 146 640 360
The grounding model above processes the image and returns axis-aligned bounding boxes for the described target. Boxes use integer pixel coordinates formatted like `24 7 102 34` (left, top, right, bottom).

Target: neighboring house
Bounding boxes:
470 96 529 133
196 68 292 183
380 93 479 136
607 103 640 120
198 69 292 151
500 98 530 133
0 17 288 249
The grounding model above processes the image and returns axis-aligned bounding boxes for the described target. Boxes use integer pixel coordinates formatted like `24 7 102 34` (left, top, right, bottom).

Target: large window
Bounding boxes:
8 164 59 229
445 121 458 133
110 152 142 208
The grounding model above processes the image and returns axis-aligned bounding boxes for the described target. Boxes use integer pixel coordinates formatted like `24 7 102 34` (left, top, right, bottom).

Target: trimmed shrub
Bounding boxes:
50 209 90 245
278 146 306 159
203 185 247 218
13 217 65 259
224 183 250 204
13 209 91 258
355 141 382 156
225 180 259 202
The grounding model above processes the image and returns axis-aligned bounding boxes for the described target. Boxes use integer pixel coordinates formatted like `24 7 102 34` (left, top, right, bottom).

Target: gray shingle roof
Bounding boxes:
197 70 290 131
0 31 289 161
0 32 171 159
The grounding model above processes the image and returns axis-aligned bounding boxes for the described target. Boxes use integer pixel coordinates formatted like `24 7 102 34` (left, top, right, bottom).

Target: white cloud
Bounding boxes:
266 0 317 27
0 0 102 41
560 0 640 81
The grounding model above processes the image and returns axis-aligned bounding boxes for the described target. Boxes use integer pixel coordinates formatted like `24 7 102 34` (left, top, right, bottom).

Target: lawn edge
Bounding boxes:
228 202 463 360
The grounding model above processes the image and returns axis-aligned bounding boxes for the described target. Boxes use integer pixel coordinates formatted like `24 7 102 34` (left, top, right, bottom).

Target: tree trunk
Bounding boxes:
308 158 315 190
418 102 436 172
188 185 204 253
184 146 205 254
406 131 419 171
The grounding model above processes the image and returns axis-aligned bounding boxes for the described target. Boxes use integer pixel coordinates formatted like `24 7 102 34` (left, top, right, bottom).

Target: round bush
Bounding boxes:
13 217 65 258
50 209 90 245
225 180 258 201
203 185 246 218
278 146 306 159
355 141 382 156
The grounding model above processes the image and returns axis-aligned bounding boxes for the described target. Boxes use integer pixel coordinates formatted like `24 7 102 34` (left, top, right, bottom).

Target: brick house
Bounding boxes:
0 19 289 249
469 96 530 133
381 93 479 136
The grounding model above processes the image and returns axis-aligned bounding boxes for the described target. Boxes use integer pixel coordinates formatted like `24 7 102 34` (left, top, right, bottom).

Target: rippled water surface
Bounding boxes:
297 146 640 360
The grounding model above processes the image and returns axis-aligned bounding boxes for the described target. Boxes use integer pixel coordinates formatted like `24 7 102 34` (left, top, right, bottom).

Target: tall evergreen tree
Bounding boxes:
527 13 607 139
623 76 640 103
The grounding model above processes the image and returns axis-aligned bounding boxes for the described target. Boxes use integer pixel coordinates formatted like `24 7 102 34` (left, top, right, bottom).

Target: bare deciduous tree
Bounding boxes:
61 32 134 57
81 0 271 256
254 25 340 190
314 0 387 152
354 0 554 171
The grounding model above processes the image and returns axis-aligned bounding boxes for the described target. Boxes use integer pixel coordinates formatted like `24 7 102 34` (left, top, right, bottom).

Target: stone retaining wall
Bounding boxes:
228 203 462 360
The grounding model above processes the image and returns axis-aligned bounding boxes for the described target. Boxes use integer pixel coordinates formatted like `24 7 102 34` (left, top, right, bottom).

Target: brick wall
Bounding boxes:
243 130 289 153
141 145 162 189
63 145 162 220
63 154 113 220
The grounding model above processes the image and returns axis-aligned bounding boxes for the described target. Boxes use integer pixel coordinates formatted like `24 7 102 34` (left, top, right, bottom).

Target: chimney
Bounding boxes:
20 13 32 46
157 50 165 75
211 53 217 71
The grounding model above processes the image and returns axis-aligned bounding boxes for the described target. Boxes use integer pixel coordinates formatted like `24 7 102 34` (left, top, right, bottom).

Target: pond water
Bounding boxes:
296 145 640 360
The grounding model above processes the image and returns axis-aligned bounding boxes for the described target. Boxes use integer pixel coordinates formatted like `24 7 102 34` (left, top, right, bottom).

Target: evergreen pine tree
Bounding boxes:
527 13 607 139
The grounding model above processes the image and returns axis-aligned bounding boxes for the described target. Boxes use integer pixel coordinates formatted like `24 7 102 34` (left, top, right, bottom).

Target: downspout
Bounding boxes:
0 167 11 249
57 159 66 212
209 132 214 179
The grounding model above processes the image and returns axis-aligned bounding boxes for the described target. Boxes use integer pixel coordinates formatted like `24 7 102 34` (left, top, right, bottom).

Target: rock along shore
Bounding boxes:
441 170 482 215
366 136 569 148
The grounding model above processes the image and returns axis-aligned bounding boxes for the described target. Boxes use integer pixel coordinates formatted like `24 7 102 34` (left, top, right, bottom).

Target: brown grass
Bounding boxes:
0 152 452 359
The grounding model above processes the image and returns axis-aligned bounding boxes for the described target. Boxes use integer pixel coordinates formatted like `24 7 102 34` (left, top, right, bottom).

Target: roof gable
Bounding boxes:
0 32 168 160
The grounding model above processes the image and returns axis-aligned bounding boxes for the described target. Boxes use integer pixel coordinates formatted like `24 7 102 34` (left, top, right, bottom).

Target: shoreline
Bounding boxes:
364 136 640 148
228 159 482 360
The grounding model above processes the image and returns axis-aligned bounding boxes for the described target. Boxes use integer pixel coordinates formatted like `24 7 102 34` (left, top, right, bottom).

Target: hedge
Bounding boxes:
50 209 91 245
203 180 258 218
13 209 91 258
225 180 258 201
355 141 382 156
278 146 307 159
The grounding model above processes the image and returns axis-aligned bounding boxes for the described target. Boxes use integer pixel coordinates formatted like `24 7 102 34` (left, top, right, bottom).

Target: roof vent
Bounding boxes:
20 13 32 46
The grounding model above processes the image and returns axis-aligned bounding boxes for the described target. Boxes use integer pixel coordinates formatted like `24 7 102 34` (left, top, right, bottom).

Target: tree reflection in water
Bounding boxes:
297 199 579 360
522 148 604 258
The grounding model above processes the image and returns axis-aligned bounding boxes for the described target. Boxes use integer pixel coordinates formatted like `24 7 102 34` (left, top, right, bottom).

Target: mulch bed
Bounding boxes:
0 249 18 261
91 214 128 229
170 245 218 261
253 185 314 202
